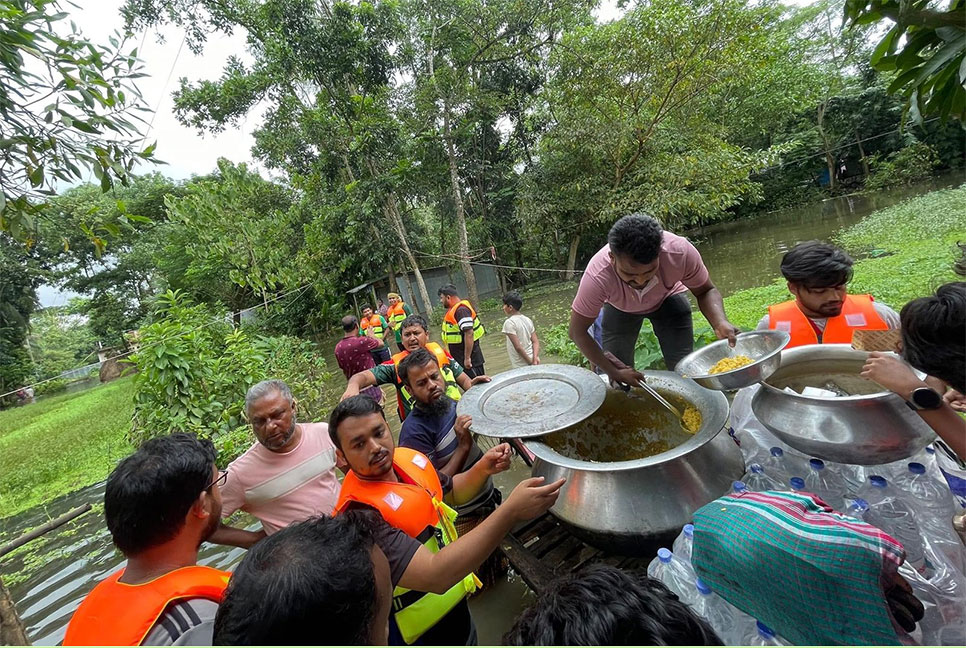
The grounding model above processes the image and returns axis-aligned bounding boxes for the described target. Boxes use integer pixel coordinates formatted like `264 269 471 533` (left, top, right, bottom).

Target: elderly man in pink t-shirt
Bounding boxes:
209 379 344 548
569 213 739 386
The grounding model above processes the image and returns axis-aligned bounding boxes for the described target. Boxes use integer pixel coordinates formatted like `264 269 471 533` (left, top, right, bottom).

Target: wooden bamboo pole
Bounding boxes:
0 504 92 559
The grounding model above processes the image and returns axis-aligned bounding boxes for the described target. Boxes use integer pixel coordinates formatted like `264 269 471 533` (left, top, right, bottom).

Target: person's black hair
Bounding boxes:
328 395 386 450
503 291 523 311
213 512 380 645
342 315 359 332
397 347 436 387
399 314 429 333
437 283 459 297
503 564 723 646
901 282 966 394
104 433 217 556
607 213 664 264
780 241 854 289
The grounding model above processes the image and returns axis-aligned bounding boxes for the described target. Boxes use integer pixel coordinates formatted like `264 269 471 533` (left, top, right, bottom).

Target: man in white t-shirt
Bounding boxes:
209 379 344 548
501 291 541 369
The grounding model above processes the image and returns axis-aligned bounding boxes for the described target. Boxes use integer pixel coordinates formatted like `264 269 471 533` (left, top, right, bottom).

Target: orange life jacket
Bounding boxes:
387 302 409 330
441 300 485 345
768 294 888 348
333 448 479 644
334 447 444 537
63 565 230 646
389 343 461 421
360 314 387 337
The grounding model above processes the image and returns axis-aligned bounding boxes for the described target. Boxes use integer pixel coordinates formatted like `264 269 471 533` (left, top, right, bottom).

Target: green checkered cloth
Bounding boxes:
692 490 906 646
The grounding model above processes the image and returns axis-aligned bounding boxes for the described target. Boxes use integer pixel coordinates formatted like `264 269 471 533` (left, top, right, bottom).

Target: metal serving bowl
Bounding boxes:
751 344 935 465
674 330 790 391
524 371 742 555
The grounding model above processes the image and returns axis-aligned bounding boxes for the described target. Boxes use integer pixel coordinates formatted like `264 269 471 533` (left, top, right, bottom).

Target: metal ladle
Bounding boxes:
636 379 689 432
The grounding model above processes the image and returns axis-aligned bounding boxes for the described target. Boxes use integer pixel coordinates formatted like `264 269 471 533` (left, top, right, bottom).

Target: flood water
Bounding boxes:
1 174 962 644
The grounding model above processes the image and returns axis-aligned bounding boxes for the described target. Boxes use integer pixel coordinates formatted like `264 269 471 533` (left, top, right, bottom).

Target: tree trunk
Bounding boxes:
816 103 838 192
382 194 434 315
441 106 479 307
0 576 29 646
855 127 870 177
388 265 398 293
565 234 581 281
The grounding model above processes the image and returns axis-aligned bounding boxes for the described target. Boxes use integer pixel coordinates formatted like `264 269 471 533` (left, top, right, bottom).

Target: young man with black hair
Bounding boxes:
569 213 738 385
503 565 722 645
438 284 487 378
63 434 229 646
212 512 393 646
341 315 489 421
329 395 565 645
758 240 899 347
335 315 386 404
862 282 966 460
501 291 541 368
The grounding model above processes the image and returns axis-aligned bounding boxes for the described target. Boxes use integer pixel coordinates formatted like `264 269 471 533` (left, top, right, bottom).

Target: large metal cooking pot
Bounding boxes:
524 371 741 556
752 344 935 465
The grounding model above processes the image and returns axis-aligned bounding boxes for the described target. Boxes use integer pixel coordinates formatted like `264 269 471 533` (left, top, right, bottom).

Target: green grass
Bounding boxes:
0 378 134 520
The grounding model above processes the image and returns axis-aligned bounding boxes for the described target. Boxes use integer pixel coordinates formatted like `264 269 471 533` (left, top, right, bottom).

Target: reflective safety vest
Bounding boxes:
768 294 888 348
441 300 485 346
391 343 462 421
360 314 387 338
387 301 409 331
63 565 230 646
334 447 480 645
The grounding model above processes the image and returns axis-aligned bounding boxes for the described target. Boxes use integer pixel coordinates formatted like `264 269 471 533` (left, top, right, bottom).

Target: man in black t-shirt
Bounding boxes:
328 396 565 645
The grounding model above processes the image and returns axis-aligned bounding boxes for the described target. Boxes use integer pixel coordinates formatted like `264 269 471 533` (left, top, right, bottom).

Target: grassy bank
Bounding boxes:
544 185 966 367
0 378 134 520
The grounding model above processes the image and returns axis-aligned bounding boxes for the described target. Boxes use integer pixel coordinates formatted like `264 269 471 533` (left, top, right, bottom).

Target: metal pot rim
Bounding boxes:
756 344 901 402
523 371 730 472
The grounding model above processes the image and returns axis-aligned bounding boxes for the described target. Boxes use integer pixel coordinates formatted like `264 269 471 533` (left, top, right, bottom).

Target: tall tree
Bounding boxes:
123 0 438 315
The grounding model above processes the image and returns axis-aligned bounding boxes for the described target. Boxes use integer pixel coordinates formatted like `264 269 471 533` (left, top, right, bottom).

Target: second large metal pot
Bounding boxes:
524 371 742 556
751 344 935 465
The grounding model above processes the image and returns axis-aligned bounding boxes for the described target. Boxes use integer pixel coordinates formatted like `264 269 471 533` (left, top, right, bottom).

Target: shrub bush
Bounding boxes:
865 142 940 191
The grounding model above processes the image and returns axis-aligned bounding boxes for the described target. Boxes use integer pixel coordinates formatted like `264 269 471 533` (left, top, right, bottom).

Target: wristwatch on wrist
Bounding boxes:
906 386 943 411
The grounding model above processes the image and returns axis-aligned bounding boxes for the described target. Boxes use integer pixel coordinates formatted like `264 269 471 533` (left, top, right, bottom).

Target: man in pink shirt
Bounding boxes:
569 213 739 385
209 379 344 548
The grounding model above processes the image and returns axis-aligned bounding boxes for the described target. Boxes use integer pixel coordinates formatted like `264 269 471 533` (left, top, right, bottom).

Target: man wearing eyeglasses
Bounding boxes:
210 379 344 549
63 434 230 646
758 241 899 347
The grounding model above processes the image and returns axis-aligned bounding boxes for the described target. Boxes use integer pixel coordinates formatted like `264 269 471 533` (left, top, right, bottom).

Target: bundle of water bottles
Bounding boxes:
647 429 966 645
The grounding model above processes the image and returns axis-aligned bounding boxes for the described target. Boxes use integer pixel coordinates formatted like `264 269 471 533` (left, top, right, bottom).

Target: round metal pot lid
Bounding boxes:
456 364 606 438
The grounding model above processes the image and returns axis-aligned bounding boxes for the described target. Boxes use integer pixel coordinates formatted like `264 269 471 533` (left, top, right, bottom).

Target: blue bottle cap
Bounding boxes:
696 578 712 595
757 621 776 637
683 523 694 538
908 462 926 475
809 458 825 470
789 477 805 490
733 480 748 493
926 445 935 455
657 548 672 563
770 447 784 457
869 475 887 488
750 463 764 474
849 498 869 512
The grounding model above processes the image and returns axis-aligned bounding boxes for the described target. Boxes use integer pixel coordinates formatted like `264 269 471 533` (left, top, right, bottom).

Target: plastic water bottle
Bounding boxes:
764 447 792 485
895 462 955 531
864 476 928 574
692 578 747 645
748 620 784 646
743 464 783 492
831 461 867 498
789 476 806 492
647 548 695 602
804 458 847 511
846 498 869 521
672 524 694 563
732 480 748 494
